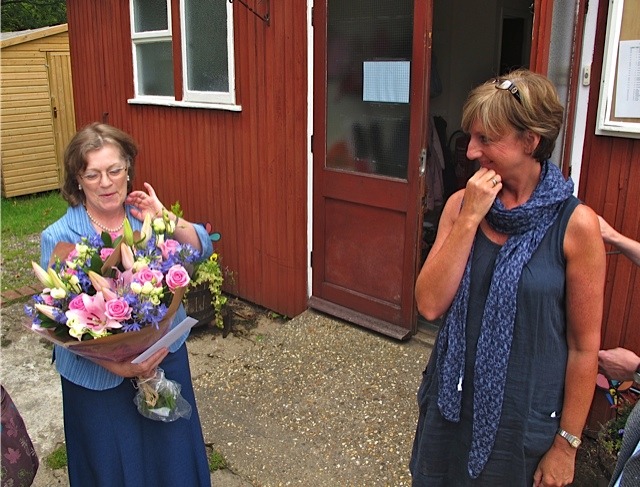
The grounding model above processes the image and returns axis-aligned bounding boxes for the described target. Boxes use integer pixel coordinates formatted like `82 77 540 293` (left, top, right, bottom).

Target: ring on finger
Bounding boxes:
490 178 499 187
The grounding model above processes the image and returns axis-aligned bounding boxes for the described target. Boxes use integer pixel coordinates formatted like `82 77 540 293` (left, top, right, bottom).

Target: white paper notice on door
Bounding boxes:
363 61 410 104
614 40 640 118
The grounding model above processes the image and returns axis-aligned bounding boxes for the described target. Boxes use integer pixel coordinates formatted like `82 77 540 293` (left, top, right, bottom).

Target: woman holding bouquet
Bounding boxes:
40 123 213 486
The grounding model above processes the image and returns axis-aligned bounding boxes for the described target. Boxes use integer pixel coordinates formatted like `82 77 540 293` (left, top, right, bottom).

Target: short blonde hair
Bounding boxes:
461 69 564 162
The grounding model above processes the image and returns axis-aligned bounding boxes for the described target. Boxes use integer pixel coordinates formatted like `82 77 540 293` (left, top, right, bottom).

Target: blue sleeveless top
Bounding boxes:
410 196 580 486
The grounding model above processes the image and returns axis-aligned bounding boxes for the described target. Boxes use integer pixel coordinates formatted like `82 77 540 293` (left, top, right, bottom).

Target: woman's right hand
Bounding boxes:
91 347 169 379
459 167 502 225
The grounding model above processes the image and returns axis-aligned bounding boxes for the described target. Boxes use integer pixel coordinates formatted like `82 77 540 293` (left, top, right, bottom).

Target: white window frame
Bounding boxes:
179 0 236 105
595 0 640 139
128 0 241 111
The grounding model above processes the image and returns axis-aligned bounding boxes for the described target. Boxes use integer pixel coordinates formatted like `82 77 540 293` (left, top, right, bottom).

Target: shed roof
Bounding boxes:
1 24 67 49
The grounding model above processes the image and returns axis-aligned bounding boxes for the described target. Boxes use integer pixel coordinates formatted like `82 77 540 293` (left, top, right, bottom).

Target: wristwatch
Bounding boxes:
634 364 640 384
557 428 581 448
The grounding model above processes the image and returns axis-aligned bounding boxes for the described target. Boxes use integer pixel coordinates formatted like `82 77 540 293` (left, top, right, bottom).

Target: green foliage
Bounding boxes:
170 201 184 218
189 253 228 328
266 310 289 321
1 191 67 237
208 449 227 472
45 443 67 470
1 0 67 32
171 201 228 328
598 399 637 458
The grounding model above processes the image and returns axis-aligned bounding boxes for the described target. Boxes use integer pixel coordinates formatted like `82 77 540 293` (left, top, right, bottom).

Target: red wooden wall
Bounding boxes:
66 0 309 318
579 0 640 428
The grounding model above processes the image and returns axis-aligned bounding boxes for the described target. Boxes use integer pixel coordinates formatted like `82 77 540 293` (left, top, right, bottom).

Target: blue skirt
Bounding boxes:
61 343 211 487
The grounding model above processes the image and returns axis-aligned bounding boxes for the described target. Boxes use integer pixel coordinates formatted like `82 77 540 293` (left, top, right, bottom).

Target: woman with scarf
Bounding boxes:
410 69 605 486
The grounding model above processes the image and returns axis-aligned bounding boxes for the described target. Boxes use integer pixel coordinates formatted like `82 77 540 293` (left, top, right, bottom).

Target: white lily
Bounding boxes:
122 217 134 246
31 262 55 288
47 268 68 291
120 243 135 270
87 270 113 294
138 213 153 247
34 304 61 321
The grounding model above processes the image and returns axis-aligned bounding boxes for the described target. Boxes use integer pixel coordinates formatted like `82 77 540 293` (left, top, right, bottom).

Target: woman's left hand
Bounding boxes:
126 182 166 222
532 442 576 487
91 347 169 379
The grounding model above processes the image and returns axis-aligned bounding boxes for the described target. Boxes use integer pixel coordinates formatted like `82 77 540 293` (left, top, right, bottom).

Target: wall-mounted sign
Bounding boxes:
596 0 640 138
362 61 410 104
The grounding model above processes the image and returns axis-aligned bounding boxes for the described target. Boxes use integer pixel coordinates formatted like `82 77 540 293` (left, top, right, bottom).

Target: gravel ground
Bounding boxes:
1 295 434 486
191 310 431 487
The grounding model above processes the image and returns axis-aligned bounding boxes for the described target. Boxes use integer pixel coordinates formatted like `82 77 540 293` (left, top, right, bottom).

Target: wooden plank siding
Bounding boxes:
578 0 640 429
1 27 71 197
66 1 309 318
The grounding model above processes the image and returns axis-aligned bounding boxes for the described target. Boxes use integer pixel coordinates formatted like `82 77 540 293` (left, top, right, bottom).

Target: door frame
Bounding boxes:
309 0 433 339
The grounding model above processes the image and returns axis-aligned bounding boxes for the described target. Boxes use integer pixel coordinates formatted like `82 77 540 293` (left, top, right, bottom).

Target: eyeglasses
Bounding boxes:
80 166 128 184
493 78 522 104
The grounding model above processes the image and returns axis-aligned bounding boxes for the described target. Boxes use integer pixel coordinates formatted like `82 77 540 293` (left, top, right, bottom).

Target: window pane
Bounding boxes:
184 0 229 92
133 0 168 32
136 42 174 96
326 0 413 178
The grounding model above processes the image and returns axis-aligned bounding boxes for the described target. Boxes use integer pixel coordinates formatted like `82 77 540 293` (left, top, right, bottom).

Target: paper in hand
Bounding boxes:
131 317 198 364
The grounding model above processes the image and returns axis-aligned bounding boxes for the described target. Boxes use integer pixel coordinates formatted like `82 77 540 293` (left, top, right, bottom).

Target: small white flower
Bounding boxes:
140 281 154 295
152 219 166 233
130 282 143 294
50 287 67 300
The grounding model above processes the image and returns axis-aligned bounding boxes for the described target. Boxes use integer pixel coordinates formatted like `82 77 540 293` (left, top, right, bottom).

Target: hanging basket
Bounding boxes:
184 283 215 327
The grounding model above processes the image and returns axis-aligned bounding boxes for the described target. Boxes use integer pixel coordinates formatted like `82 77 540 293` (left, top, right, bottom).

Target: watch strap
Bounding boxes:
557 428 581 448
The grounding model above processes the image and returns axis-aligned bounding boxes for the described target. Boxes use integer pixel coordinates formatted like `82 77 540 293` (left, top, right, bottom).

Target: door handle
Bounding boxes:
419 148 427 175
53 107 58 118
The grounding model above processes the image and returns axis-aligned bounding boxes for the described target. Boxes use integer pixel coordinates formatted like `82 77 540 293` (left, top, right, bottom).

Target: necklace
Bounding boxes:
84 206 125 233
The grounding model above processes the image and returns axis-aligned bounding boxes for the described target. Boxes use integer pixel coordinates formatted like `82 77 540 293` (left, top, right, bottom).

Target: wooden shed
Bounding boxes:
1 24 76 197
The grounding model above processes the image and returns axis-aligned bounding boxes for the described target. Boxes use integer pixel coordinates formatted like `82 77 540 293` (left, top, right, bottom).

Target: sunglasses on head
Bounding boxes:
493 78 522 104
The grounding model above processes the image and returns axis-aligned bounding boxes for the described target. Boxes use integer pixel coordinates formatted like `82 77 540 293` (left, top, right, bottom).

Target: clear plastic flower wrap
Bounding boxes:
133 368 192 422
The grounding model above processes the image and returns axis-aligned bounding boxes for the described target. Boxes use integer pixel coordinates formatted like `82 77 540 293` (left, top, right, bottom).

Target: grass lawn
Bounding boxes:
1 191 67 291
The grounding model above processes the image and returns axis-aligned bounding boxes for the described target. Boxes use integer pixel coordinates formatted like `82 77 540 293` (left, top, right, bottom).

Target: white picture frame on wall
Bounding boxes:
595 0 640 139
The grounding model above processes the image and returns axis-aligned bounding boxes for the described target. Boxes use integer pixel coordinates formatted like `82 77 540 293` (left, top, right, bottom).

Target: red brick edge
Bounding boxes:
0 284 44 308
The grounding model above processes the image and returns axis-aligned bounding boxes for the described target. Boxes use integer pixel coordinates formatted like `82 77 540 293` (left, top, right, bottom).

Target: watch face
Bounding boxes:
570 438 581 448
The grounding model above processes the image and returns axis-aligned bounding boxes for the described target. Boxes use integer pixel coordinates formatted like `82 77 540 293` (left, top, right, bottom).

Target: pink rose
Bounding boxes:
165 265 190 291
160 239 181 259
100 247 115 261
104 297 132 321
135 267 163 286
68 294 87 311
66 248 79 261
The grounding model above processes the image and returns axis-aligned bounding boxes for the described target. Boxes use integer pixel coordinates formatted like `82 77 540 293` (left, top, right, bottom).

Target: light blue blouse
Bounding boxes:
39 204 213 390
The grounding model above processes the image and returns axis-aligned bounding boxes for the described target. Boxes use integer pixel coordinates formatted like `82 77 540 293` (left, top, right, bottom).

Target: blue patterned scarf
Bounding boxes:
436 161 574 478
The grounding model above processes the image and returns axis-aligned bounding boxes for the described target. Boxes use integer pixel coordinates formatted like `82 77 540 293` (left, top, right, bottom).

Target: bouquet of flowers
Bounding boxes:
25 210 200 421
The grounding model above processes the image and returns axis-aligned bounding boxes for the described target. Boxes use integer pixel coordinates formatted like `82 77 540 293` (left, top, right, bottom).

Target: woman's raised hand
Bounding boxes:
126 182 166 222
459 167 502 224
